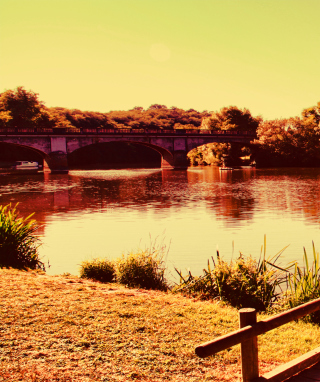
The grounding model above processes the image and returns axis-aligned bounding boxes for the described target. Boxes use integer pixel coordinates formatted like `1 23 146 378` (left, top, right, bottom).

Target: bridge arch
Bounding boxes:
67 140 175 169
123 141 176 169
0 141 50 168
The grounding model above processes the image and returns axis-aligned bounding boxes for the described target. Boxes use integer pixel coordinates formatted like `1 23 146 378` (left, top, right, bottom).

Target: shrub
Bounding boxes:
213 254 283 311
174 238 287 311
116 250 168 291
79 258 116 282
0 204 44 270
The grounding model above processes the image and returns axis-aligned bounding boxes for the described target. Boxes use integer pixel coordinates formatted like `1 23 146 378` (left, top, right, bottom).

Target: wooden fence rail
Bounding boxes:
195 298 320 382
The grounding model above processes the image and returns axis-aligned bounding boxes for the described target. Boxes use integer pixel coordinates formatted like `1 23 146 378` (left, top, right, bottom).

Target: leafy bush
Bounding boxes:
174 239 287 312
0 204 44 270
116 250 168 291
79 258 115 282
80 237 169 290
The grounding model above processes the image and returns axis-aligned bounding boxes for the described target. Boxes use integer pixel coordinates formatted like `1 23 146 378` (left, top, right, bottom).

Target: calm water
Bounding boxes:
1 167 320 282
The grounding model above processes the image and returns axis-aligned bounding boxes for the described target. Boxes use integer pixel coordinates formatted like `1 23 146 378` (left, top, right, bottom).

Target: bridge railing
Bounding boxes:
0 127 257 137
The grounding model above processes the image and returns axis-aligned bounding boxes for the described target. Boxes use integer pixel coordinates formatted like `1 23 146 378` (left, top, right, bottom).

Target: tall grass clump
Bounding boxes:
79 258 115 282
285 243 320 322
116 236 169 290
174 238 287 312
116 249 168 291
0 204 44 270
80 237 169 290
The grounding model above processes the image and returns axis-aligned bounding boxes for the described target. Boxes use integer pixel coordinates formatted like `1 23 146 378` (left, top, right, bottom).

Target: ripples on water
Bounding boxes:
1 167 320 279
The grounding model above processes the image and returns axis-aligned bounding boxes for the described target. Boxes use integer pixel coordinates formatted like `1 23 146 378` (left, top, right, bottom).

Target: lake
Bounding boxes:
1 167 320 283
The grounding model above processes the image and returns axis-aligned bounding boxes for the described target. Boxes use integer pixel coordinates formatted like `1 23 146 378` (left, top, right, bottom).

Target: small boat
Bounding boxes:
219 166 233 171
14 161 39 170
12 161 40 173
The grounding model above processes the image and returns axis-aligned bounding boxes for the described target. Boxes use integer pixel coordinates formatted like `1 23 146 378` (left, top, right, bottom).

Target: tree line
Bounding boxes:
0 87 210 131
1 86 320 167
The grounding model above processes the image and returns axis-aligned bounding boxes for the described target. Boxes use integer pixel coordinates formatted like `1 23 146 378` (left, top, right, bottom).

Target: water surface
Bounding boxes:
1 167 320 281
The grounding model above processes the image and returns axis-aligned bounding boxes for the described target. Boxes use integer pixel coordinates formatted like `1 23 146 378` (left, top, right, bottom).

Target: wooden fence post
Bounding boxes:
239 308 259 382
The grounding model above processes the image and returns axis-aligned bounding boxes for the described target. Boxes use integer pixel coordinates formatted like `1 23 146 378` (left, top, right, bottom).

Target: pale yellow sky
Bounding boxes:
1 0 320 120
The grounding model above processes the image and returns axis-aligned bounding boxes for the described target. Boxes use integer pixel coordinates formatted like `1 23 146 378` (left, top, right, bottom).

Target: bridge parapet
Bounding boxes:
0 127 257 139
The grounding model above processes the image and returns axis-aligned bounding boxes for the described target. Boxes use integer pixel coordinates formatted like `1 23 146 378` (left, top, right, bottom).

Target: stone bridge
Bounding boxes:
0 128 257 173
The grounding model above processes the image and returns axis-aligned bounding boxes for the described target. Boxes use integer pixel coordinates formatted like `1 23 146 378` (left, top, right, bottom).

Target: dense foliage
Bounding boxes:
254 114 320 167
201 105 261 131
0 87 54 129
189 106 260 166
50 104 210 131
0 87 210 131
2 86 320 167
0 204 44 270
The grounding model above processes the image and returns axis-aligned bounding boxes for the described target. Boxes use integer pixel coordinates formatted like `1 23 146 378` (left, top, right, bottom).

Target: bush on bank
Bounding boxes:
174 250 286 312
79 258 115 283
80 239 320 318
0 204 44 271
116 250 168 291
80 248 169 291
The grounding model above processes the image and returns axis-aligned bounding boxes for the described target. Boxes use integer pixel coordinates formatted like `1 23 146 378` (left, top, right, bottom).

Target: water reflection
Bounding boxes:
1 167 320 277
0 169 258 224
1 167 320 227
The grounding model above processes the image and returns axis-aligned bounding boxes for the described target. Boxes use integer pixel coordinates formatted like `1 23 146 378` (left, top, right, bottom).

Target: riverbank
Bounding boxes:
2 269 320 381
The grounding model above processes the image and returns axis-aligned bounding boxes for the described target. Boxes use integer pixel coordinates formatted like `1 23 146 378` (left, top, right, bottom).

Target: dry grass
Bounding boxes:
1 269 320 381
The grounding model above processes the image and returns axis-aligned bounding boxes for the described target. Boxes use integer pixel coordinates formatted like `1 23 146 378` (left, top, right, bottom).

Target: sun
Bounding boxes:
149 43 171 62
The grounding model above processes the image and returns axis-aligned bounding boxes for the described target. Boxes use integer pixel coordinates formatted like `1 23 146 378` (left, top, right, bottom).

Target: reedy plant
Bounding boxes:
0 204 44 270
285 242 320 312
174 236 288 311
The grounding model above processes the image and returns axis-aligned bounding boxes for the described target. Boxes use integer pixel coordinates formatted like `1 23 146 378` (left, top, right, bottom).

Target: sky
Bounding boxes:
1 0 320 120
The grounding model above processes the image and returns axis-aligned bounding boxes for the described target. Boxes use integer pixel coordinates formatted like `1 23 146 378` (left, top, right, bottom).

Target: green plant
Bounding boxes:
285 243 320 321
174 237 288 311
79 258 116 282
116 249 168 291
0 204 44 270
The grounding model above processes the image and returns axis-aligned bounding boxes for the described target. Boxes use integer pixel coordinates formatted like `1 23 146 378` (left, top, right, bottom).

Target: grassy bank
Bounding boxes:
1 269 320 381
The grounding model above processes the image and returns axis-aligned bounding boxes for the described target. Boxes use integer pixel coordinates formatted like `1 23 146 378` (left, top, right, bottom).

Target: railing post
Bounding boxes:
239 308 259 382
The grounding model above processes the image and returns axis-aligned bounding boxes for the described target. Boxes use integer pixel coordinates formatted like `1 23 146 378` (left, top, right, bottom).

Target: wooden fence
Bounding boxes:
195 298 320 382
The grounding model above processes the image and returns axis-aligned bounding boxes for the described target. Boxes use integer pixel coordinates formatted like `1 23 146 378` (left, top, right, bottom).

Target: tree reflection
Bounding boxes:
1 168 320 234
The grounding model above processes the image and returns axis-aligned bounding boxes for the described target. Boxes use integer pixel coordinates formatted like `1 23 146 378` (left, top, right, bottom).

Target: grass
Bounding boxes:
1 269 320 381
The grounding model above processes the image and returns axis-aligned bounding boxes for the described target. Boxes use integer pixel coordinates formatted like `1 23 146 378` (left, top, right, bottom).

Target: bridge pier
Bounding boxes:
46 151 69 174
161 150 189 169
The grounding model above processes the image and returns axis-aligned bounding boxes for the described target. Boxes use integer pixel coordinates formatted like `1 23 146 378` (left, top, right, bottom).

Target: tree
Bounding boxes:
301 101 320 127
0 111 12 128
47 107 76 129
198 106 260 166
0 86 53 129
255 116 320 167
201 106 260 132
